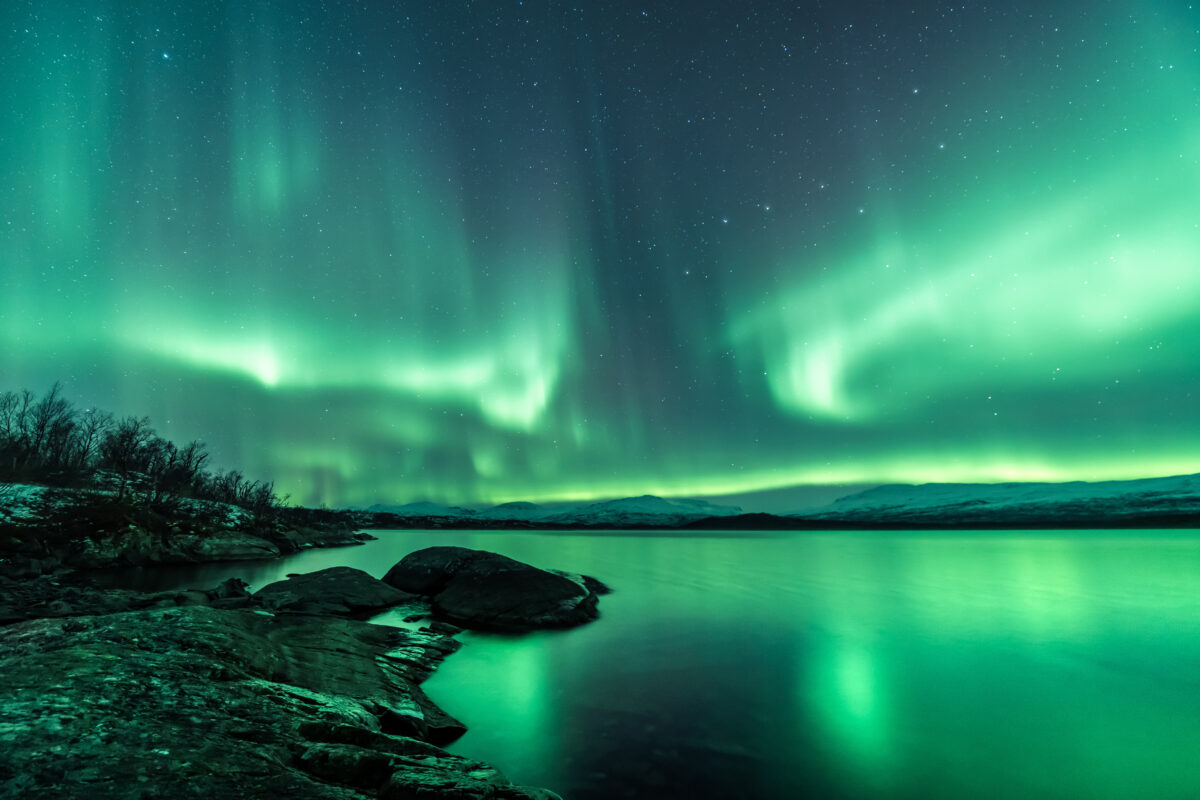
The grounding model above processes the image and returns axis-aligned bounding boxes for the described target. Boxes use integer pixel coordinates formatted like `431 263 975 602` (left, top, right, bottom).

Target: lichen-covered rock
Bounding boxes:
382 546 605 632
254 566 416 616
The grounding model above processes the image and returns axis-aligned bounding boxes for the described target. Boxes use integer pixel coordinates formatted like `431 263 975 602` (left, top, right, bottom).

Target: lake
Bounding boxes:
126 529 1200 800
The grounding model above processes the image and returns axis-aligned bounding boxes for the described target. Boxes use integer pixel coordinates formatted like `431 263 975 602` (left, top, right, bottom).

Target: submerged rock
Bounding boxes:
254 566 416 616
382 546 607 632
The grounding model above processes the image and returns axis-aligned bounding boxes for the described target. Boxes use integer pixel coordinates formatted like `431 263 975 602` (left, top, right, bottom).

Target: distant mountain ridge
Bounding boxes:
365 474 1200 529
365 494 743 527
799 472 1200 526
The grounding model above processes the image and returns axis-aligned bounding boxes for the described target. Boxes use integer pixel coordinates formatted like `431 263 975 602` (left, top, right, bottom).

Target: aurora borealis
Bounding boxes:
2 1 1198 509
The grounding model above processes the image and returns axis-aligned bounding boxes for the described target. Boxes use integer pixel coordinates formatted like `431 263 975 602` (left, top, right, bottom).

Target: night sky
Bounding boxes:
3 1 1199 510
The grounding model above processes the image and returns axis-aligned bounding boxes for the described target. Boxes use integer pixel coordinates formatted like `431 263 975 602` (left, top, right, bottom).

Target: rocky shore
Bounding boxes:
0 544 608 798
0 487 375 579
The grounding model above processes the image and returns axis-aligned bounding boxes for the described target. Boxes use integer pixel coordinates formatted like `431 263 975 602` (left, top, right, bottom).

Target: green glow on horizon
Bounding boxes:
3 2 1199 507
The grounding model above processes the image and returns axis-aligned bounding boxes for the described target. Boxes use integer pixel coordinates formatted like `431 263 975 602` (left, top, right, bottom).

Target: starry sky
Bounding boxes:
3 1 1199 510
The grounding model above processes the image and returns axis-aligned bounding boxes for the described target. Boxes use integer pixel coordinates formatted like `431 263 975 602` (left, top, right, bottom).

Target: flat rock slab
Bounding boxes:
254 566 416 617
382 546 606 632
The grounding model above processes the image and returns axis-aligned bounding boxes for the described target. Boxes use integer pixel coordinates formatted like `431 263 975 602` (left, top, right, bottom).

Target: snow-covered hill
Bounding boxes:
366 501 480 518
366 494 743 527
539 495 742 527
365 475 1200 529
802 473 1200 525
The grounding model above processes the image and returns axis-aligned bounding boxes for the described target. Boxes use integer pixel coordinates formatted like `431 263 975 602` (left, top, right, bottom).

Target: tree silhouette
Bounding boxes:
0 384 284 515
99 416 155 502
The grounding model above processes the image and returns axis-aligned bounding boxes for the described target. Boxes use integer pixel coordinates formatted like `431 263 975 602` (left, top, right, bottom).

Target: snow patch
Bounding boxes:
0 484 52 523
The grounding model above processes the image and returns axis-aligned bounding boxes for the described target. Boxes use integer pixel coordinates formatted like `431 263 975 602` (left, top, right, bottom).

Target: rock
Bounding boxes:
177 531 281 562
380 766 564 800
0 574 271 625
382 546 479 595
298 721 454 758
266 525 367 554
209 577 251 600
382 547 604 632
565 571 613 596
63 529 280 570
254 566 416 616
0 604 553 799
297 742 398 791
296 740 561 800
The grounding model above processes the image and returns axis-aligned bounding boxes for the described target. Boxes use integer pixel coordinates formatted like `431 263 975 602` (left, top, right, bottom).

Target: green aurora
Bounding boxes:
2 1 1198 508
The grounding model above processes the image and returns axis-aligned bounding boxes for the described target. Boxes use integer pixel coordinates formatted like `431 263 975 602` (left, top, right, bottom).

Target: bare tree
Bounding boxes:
73 408 114 472
0 392 18 479
175 440 209 492
99 416 154 501
28 383 75 471
241 479 287 527
0 390 35 476
0 391 19 440
142 438 208 507
3 384 284 524
212 469 246 506
143 437 178 506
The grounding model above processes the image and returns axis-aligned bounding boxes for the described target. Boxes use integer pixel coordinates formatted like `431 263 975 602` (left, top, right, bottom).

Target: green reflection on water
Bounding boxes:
126 529 1200 799
414 530 1200 800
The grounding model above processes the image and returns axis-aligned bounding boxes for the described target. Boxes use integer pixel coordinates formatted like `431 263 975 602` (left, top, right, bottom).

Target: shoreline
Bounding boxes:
0 536 602 798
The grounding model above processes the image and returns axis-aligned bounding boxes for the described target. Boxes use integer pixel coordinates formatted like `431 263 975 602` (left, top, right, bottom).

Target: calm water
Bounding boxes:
130 529 1200 800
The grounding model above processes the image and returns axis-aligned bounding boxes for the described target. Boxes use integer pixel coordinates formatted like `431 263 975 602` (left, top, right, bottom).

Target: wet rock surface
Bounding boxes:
382 546 609 632
0 574 257 625
0 586 561 799
254 566 417 617
0 525 603 798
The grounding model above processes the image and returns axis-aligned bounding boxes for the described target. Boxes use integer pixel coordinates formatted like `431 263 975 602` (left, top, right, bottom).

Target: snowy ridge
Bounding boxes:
366 494 743 526
540 495 742 527
805 473 1200 524
366 501 480 518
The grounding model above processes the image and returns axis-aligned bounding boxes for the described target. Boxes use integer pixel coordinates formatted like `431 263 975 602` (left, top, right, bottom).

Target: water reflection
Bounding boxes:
125 529 1200 799
420 531 1200 800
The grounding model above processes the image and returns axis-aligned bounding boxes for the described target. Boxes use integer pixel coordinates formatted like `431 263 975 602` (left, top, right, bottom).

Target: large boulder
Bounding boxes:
254 566 415 616
382 547 606 632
